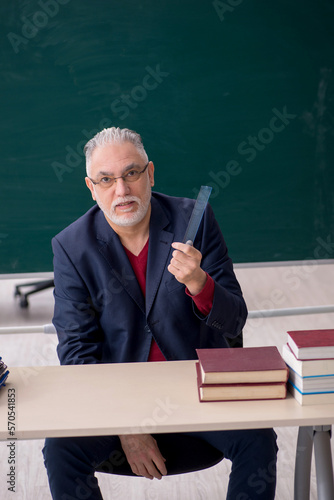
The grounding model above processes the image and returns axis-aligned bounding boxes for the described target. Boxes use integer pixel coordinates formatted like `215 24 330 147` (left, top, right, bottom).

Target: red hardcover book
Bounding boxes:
287 329 334 360
196 363 287 402
196 346 288 385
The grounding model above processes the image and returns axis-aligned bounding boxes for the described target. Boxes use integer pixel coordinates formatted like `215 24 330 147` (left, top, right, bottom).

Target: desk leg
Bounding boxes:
313 425 334 500
294 426 313 500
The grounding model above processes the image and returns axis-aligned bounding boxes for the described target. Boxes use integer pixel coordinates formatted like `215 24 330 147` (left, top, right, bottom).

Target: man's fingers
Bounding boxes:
130 459 156 479
171 250 188 266
131 462 141 477
147 448 167 478
133 462 154 480
169 249 199 276
154 456 167 477
171 242 202 267
145 461 163 480
171 241 196 255
131 458 165 480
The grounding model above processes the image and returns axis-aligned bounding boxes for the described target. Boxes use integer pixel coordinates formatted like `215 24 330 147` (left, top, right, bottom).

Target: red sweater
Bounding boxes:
124 240 214 361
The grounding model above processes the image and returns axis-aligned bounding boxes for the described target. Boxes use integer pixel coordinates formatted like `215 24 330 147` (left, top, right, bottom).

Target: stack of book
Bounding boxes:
0 357 9 389
282 329 334 405
195 346 288 402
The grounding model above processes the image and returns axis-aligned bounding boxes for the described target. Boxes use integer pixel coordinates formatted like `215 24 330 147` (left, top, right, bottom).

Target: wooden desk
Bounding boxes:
1 360 334 440
1 361 334 500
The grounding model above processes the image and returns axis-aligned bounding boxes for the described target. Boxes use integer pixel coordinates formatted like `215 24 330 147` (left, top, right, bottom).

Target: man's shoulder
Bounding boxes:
53 205 102 244
152 191 214 227
152 191 196 213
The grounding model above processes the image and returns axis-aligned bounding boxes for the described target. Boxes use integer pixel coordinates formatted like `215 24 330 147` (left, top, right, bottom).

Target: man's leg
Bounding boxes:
188 428 278 500
42 435 125 500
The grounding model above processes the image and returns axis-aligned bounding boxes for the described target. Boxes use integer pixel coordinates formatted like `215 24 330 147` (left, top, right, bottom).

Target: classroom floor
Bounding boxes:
0 262 333 499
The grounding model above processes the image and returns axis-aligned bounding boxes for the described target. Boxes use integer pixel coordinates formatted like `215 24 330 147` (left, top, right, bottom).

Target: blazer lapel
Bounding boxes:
146 197 174 317
95 211 145 313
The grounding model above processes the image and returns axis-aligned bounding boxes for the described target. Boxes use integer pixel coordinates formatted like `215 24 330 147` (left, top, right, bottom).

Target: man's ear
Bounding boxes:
148 161 155 187
85 177 96 201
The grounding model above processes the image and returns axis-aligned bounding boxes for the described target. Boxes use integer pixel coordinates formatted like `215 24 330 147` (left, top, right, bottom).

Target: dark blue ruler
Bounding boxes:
183 186 212 245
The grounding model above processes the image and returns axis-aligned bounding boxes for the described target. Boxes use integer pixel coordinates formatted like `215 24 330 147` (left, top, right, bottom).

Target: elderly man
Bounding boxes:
43 127 277 499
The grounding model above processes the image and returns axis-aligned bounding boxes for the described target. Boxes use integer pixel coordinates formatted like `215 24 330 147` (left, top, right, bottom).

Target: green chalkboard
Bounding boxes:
1 0 334 273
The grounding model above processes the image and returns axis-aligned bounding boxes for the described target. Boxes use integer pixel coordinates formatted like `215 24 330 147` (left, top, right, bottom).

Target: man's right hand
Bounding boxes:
119 434 167 480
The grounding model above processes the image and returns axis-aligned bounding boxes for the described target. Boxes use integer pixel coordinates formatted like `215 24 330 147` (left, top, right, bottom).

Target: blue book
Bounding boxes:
0 356 9 388
288 381 334 406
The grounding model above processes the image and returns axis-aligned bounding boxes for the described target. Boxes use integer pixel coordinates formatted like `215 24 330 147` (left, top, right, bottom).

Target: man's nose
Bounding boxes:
114 177 130 196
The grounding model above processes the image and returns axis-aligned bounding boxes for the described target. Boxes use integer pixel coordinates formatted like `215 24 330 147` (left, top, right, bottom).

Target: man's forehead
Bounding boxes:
90 142 142 170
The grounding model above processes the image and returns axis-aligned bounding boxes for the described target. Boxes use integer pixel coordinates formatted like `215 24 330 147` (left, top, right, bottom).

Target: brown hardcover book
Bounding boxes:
196 363 287 402
196 346 289 385
287 329 334 360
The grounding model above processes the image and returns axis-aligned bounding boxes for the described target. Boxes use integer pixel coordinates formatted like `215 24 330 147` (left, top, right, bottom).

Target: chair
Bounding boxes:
95 433 224 476
14 279 54 308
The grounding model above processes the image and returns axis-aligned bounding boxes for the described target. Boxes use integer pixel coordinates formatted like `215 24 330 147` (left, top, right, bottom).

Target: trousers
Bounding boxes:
43 428 278 500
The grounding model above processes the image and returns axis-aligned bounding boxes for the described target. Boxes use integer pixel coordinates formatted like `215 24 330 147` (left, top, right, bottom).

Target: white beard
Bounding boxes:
94 187 151 227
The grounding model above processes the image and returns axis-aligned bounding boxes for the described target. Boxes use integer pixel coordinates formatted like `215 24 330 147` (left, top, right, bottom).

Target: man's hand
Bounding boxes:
119 434 167 480
168 242 207 296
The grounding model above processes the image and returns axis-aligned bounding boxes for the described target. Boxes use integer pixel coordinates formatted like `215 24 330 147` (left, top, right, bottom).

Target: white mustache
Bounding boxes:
111 196 140 210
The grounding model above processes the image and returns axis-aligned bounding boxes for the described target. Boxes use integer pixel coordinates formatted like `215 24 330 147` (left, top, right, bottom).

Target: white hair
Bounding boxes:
83 127 148 176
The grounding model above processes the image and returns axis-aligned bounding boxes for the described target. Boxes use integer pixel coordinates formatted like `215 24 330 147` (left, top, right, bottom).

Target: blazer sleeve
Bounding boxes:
52 236 103 365
195 203 248 341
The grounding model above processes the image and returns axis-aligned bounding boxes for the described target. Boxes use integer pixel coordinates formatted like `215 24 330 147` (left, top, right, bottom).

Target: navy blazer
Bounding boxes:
52 192 247 365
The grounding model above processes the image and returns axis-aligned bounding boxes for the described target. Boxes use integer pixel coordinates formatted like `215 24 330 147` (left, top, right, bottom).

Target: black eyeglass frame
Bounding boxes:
88 162 150 187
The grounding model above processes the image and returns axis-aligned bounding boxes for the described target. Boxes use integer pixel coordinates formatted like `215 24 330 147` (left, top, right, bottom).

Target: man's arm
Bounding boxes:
168 203 247 340
52 237 103 365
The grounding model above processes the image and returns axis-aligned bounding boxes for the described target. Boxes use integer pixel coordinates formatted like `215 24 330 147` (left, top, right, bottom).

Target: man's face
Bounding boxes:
85 142 154 229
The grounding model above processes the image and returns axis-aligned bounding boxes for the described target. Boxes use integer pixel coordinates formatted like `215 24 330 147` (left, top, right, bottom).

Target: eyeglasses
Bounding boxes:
88 162 150 189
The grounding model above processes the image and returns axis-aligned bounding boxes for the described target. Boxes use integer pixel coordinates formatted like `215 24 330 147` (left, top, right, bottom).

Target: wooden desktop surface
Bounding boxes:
1 360 334 440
